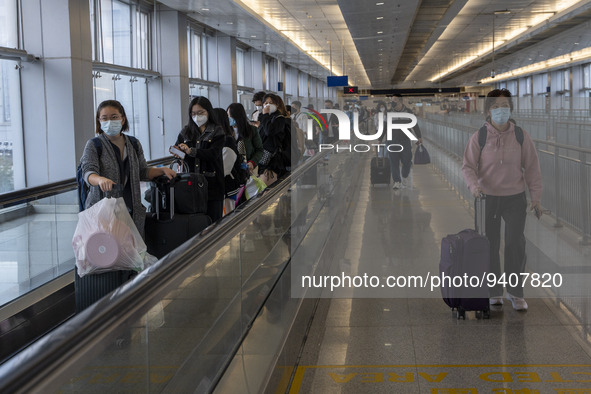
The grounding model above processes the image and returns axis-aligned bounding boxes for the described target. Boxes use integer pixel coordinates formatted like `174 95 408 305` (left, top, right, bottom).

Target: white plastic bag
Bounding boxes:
222 147 237 177
72 197 149 277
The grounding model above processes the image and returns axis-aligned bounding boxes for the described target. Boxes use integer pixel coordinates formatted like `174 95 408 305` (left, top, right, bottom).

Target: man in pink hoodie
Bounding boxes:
462 89 543 311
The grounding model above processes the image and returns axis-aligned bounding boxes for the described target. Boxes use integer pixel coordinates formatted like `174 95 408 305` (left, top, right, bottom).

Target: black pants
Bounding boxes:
387 139 412 183
208 199 224 223
485 192 528 298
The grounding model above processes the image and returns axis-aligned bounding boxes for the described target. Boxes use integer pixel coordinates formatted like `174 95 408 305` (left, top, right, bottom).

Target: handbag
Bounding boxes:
413 144 431 165
174 172 208 214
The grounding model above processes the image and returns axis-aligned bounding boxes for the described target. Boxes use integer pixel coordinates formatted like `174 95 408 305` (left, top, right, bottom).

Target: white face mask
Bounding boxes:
101 120 122 136
255 105 263 112
193 115 208 127
490 107 511 125
267 104 277 114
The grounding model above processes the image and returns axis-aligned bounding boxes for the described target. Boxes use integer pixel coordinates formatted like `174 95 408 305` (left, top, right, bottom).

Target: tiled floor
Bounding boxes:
288 147 591 393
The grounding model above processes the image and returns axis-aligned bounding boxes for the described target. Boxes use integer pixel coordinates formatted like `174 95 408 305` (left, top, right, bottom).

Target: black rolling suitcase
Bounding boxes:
144 176 211 258
439 196 490 319
370 156 390 185
75 270 136 313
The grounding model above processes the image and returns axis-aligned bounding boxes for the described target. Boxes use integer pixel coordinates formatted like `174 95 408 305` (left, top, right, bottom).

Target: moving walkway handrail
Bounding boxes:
0 156 174 209
0 155 321 393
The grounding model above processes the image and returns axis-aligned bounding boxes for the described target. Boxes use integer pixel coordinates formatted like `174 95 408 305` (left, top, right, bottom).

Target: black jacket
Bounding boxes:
176 123 225 201
257 112 288 175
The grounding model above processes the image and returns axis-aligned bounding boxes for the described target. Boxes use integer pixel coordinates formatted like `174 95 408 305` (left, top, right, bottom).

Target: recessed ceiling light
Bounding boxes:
494 9 511 15
251 35 257 38
264 42 269 45
376 2 384 5
376 16 383 20
377 31 383 34
201 8 209 11
378 39 383 42
227 22 233 24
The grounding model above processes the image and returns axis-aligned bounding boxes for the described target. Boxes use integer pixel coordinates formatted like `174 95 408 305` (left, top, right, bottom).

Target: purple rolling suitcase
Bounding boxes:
440 197 490 319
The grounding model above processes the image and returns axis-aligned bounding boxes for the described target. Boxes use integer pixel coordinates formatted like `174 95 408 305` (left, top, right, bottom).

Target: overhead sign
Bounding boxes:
344 86 358 94
327 76 349 87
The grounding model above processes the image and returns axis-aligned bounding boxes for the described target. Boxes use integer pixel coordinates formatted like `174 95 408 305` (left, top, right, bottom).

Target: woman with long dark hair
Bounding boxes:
212 108 246 206
227 103 264 174
171 96 225 222
257 93 289 181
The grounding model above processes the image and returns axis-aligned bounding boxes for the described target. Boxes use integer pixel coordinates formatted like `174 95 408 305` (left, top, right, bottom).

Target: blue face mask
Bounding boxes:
228 117 236 127
101 120 122 136
490 107 511 125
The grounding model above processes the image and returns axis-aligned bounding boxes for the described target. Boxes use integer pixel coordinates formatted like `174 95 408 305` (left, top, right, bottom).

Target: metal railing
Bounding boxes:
420 116 591 245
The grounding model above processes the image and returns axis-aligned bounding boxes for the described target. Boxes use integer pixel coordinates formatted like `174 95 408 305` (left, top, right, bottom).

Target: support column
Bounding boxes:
216 35 237 107
156 7 189 154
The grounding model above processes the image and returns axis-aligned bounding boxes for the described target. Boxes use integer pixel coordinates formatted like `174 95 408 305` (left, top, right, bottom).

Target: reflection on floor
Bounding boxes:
283 147 591 393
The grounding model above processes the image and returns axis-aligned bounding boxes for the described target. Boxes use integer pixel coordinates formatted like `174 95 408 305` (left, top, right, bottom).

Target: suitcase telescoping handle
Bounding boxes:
474 195 486 236
154 177 174 221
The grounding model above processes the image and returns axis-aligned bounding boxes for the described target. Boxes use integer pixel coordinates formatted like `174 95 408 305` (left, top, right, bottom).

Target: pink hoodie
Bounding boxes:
462 122 542 202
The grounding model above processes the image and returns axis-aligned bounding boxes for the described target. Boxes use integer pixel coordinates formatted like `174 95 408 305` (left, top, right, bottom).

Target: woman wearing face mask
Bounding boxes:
78 100 176 313
227 103 264 174
171 96 225 222
257 93 289 182
81 100 176 238
462 89 543 311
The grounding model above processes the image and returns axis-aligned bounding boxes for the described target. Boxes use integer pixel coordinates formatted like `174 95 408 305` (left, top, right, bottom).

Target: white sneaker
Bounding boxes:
401 177 409 188
507 293 528 311
489 296 504 306
392 182 401 189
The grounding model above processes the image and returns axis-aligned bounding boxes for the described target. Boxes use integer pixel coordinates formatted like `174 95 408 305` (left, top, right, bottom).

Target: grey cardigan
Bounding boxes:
80 133 150 237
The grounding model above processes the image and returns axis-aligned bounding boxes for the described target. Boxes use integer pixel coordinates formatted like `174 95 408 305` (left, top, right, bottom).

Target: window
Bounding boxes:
583 64 591 90
0 1 23 193
92 71 151 159
236 48 245 86
298 72 308 98
188 27 202 79
0 59 23 193
90 0 151 69
523 76 532 95
0 0 19 49
189 84 209 99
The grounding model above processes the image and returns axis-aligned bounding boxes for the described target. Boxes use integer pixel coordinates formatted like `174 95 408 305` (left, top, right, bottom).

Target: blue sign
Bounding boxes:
327 76 349 87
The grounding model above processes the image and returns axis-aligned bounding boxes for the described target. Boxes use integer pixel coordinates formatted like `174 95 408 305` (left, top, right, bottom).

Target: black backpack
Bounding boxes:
76 136 140 211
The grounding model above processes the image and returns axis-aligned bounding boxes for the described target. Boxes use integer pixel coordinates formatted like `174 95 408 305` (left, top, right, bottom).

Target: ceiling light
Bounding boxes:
376 17 383 20
377 31 383 34
226 22 233 24
201 8 209 11
494 9 511 15
251 35 257 38
376 2 384 5
378 39 383 42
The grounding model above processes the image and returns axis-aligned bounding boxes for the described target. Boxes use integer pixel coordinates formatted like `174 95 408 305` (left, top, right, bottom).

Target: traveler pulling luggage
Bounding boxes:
439 196 490 319
370 149 391 186
144 175 211 258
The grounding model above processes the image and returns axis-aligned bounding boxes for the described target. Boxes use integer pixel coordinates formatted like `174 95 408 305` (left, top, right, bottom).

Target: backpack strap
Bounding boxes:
92 137 103 157
127 135 140 155
477 125 487 151
514 125 524 146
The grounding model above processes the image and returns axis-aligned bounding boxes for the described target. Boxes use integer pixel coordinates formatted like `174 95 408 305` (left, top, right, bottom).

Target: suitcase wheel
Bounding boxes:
455 307 466 320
